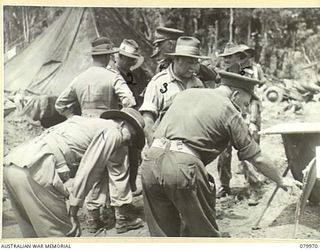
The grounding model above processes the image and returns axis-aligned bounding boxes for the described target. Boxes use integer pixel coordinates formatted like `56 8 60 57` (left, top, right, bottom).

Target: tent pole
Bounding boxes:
89 8 100 37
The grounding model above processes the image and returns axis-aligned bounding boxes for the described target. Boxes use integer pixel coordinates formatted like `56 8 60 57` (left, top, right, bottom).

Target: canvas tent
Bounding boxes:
5 8 98 95
4 7 155 125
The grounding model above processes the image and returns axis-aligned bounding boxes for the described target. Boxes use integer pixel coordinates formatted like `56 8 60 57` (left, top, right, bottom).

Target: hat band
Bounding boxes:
175 45 200 55
91 43 114 54
120 43 137 54
155 34 167 40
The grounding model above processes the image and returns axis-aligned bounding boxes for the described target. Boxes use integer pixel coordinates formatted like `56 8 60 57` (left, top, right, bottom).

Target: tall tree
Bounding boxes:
229 8 233 42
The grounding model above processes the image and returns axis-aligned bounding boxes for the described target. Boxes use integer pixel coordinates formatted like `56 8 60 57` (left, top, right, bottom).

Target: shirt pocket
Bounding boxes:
177 163 196 190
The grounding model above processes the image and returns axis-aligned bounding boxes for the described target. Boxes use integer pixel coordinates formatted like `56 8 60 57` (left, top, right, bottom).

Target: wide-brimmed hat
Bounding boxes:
117 39 144 70
91 37 119 55
100 108 145 149
218 43 247 59
218 70 262 100
238 44 255 58
166 36 210 59
153 26 184 45
151 27 184 58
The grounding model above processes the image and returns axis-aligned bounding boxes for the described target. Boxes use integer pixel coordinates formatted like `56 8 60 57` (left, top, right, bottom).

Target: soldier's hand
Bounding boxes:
66 206 81 237
278 177 303 192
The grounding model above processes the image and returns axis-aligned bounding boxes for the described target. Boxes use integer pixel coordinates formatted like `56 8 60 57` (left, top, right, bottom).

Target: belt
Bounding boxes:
81 109 106 118
151 138 199 158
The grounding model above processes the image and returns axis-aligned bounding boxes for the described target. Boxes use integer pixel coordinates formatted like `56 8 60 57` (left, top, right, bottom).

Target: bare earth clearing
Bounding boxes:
2 100 320 240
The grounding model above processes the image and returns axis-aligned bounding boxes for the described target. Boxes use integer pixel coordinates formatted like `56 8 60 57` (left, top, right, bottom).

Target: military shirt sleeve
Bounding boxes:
113 74 136 108
55 81 79 117
139 79 163 117
227 113 261 161
250 99 261 124
68 128 123 207
256 64 267 83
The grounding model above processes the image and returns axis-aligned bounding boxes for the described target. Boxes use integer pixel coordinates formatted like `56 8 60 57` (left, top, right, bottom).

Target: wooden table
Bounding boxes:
261 122 320 203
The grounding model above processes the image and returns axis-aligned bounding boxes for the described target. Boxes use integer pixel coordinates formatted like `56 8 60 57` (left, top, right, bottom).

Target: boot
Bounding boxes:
217 186 231 198
248 189 260 206
86 209 103 233
100 205 115 229
115 206 144 234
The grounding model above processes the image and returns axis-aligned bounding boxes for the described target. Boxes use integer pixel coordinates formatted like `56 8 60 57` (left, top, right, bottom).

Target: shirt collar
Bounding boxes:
168 63 196 85
230 99 242 113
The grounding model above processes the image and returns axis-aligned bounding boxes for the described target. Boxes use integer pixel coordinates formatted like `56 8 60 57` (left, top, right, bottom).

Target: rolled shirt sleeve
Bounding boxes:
228 113 261 161
113 74 136 108
55 82 78 117
69 128 123 207
139 79 162 117
250 99 261 125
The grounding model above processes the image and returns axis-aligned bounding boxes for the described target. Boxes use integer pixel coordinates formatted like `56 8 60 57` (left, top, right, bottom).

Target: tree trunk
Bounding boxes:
183 9 192 35
22 7 26 42
25 7 30 43
229 8 233 42
4 8 10 52
140 11 151 40
247 18 251 45
22 7 28 44
215 20 218 49
157 9 164 26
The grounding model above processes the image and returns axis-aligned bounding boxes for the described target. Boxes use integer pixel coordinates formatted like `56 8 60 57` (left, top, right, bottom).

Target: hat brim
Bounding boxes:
219 70 263 85
153 38 167 45
131 56 144 71
218 50 246 58
165 52 210 59
218 70 262 100
100 110 145 149
117 49 144 70
118 49 142 59
91 48 119 55
244 48 255 58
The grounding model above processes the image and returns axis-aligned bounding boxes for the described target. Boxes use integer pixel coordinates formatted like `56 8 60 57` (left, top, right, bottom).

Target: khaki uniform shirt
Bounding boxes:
55 66 136 117
139 64 204 122
155 88 260 165
108 65 151 109
4 116 127 207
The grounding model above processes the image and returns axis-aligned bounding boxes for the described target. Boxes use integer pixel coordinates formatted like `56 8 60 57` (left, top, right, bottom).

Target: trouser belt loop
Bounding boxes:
161 138 171 153
176 140 183 150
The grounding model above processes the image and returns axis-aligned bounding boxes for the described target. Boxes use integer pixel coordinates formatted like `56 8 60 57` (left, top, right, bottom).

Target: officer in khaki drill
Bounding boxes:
140 36 208 145
140 73 301 237
151 26 219 88
109 39 152 197
111 39 151 108
151 27 184 73
215 43 249 199
55 37 137 233
237 44 267 205
216 43 266 206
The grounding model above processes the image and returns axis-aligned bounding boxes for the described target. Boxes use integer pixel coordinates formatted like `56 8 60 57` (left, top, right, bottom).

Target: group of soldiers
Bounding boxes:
4 26 300 238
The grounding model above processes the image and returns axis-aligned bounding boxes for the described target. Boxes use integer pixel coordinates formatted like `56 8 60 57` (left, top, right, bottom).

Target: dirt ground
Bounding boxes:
2 99 320 240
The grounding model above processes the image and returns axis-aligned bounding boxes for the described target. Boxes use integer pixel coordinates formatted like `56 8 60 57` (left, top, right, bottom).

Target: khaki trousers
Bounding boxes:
3 164 72 237
141 146 220 237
